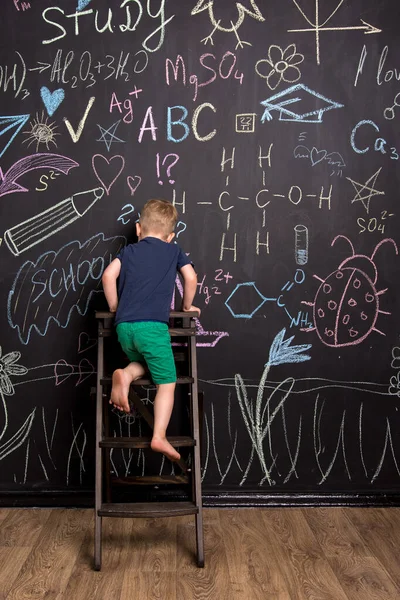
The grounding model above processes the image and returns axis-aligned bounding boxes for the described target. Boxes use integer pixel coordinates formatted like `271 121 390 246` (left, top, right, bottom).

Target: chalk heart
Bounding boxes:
54 359 74 386
77 0 92 9
76 358 95 387
92 154 125 195
40 86 65 117
310 147 327 166
78 332 97 354
127 175 142 196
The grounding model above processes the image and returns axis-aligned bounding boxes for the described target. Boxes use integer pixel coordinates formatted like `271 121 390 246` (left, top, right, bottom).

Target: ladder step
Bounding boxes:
100 376 194 387
111 475 189 485
169 328 196 336
95 310 199 319
99 327 196 339
100 436 195 449
98 501 198 518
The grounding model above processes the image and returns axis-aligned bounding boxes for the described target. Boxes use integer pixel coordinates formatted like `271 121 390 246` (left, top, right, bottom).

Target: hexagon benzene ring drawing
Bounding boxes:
225 282 276 318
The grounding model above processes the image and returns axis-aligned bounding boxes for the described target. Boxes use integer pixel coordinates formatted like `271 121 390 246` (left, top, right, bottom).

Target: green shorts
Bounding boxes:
116 321 176 384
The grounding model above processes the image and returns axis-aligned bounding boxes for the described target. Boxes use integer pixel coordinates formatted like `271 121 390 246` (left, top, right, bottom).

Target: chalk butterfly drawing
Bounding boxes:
302 236 398 347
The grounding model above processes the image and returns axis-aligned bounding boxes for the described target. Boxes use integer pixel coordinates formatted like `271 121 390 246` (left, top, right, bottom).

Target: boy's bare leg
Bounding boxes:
151 383 180 462
110 362 146 413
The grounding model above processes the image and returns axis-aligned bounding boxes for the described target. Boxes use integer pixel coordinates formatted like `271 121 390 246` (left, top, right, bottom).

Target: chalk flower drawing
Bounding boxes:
255 44 304 90
235 328 311 485
0 347 28 396
388 372 400 397
0 346 34 464
391 347 400 370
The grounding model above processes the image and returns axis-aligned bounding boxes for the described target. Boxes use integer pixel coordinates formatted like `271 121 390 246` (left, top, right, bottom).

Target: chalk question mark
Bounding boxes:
174 220 187 244
156 153 180 185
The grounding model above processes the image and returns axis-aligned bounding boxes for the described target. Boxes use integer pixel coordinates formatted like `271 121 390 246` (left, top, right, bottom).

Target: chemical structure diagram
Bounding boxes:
225 268 312 328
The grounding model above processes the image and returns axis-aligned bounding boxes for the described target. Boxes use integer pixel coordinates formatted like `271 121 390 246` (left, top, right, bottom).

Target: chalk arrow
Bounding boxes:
289 19 381 34
0 153 79 198
28 62 51 73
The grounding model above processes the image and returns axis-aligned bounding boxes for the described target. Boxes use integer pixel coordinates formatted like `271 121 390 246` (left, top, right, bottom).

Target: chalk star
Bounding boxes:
346 167 385 214
96 120 125 152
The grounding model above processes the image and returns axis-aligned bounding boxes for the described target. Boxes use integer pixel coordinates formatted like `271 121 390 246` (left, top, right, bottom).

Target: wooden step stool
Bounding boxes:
94 310 204 570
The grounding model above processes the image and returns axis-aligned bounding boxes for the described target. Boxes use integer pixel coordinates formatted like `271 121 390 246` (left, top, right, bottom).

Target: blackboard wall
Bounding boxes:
1 0 400 505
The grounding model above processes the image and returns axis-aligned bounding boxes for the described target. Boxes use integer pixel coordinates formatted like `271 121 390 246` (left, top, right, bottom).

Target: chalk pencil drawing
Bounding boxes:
0 153 79 199
4 187 104 256
301 236 398 348
288 0 381 65
235 328 311 485
191 0 265 48
260 84 343 123
255 44 304 90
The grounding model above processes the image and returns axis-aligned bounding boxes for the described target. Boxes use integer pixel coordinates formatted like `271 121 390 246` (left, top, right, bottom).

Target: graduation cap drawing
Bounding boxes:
260 84 343 123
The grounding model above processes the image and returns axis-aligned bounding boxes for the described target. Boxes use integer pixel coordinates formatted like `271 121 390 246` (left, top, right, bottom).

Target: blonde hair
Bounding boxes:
139 199 178 238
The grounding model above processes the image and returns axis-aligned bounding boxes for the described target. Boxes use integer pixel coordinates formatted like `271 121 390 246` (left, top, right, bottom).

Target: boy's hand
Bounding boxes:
182 305 201 316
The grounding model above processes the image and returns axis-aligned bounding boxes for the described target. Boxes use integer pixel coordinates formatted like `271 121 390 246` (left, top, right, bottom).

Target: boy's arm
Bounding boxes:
101 258 121 313
179 263 201 315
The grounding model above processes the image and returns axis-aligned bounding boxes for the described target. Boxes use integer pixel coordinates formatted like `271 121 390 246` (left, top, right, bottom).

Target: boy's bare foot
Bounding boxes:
151 436 181 462
110 369 131 413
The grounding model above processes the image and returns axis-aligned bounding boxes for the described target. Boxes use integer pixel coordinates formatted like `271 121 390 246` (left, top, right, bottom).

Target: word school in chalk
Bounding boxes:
41 1 173 52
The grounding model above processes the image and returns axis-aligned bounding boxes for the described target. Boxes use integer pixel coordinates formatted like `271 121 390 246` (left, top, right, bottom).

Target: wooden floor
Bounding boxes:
0 506 399 599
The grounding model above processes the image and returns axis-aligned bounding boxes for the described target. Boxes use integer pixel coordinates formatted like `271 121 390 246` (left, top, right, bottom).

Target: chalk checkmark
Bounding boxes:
40 87 65 117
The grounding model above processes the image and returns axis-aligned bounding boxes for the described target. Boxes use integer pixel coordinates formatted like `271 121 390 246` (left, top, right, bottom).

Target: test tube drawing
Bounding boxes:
294 224 309 265
4 187 104 256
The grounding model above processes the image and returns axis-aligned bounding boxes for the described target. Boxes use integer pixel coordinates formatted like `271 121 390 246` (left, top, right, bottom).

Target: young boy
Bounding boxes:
101 199 199 463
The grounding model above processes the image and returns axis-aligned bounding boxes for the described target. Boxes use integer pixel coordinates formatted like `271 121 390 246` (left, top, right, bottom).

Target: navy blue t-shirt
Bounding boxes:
114 237 191 325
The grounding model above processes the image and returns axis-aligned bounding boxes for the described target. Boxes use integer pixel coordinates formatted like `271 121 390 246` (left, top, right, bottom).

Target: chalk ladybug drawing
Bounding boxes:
302 235 398 347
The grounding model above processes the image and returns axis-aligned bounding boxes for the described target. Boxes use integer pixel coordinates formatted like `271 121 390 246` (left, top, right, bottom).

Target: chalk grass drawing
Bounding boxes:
0 153 79 199
346 167 385 214
255 44 304 90
260 84 343 123
0 346 34 463
191 0 265 48
288 0 381 65
302 236 399 347
23 112 60 152
235 328 311 485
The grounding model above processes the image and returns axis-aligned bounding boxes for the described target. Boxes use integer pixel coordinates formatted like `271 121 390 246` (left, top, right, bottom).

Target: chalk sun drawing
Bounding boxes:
23 113 60 152
302 236 399 347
